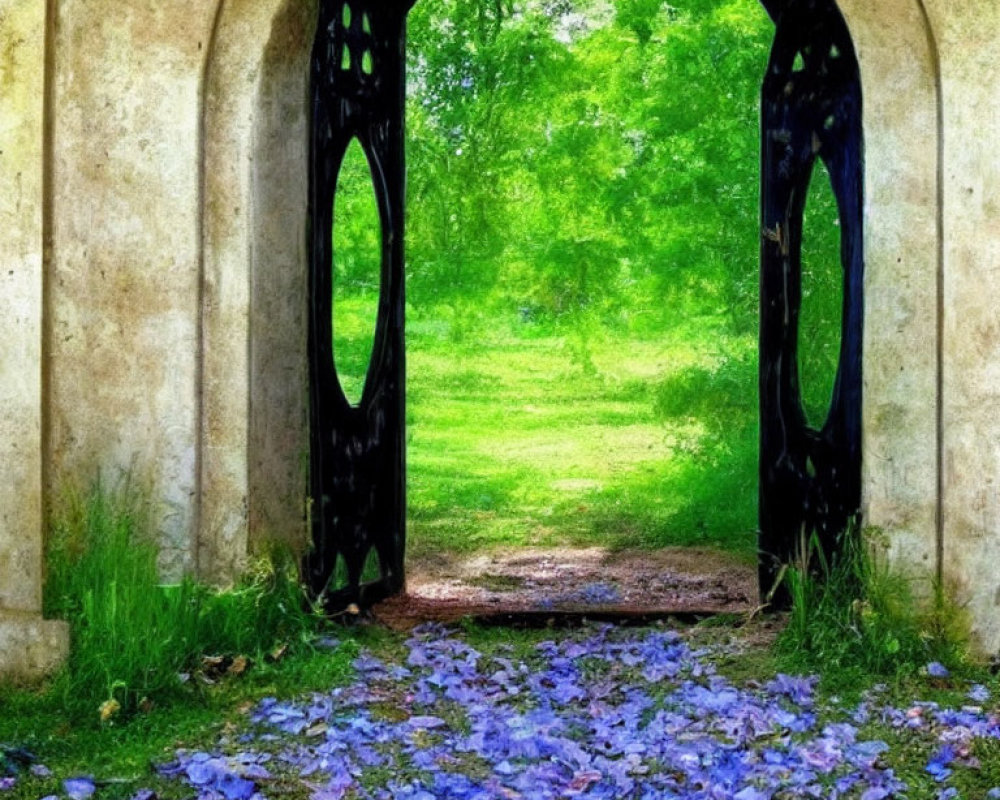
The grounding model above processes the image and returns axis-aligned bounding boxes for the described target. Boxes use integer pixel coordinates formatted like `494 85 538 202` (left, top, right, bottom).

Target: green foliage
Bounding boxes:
776 527 969 690
332 139 381 404
798 159 844 427
404 0 781 325
615 0 672 45
652 351 755 422
404 322 760 560
43 479 322 722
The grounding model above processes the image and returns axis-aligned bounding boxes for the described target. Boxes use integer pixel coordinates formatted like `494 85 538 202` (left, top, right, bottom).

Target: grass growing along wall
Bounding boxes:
775 527 970 690
43 479 321 721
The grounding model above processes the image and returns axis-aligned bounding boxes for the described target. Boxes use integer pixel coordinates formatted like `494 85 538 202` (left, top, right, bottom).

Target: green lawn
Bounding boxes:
332 296 760 562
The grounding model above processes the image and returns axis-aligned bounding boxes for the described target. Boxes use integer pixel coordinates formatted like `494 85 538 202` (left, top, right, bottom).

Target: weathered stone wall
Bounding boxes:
200 0 314 582
843 0 1000 651
0 0 68 677
249 0 315 555
838 0 941 578
1 0 47 616
924 0 1000 651
47 0 220 575
0 0 313 677
46 0 314 582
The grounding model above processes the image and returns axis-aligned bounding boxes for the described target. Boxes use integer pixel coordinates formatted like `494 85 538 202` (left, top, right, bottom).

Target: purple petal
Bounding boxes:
185 760 219 786
926 662 950 678
407 715 446 729
969 684 991 702
926 744 956 782
734 789 770 800
63 777 96 800
218 772 256 800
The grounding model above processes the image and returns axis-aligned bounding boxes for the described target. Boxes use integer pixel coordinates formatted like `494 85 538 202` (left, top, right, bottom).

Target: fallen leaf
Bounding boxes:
269 643 288 662
228 655 249 676
202 655 226 671
99 699 121 723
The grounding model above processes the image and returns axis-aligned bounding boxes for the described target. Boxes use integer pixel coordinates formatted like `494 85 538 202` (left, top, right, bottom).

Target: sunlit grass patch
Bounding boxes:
404 316 758 559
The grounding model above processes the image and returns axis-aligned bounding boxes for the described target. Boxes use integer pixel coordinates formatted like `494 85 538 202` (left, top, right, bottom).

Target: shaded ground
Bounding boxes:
376 546 756 627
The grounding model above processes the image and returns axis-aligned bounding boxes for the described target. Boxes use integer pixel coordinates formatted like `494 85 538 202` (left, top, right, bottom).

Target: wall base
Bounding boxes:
0 612 69 682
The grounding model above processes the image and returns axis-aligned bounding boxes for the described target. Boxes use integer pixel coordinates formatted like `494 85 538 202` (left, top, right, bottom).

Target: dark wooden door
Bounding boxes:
758 0 864 602
303 0 415 612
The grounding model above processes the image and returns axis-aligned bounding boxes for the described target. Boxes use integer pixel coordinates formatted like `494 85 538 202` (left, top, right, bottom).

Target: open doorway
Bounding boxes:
309 0 862 619
325 0 844 618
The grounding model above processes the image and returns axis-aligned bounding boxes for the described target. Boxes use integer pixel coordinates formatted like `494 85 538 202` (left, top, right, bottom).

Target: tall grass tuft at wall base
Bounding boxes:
43 479 320 721
776 526 969 689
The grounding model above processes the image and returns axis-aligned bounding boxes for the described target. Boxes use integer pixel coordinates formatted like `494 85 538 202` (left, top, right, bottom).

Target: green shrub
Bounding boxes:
775 526 968 689
44 478 321 721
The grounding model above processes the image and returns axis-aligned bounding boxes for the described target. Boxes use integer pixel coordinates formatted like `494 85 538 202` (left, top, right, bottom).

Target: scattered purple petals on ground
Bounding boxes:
157 751 270 800
137 624 1000 799
574 582 621 605
925 744 955 782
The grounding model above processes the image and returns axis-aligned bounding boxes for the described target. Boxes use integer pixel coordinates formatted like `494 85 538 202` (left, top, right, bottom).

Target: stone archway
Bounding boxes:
194 0 953 619
199 0 317 581
8 0 998 681
836 0 942 582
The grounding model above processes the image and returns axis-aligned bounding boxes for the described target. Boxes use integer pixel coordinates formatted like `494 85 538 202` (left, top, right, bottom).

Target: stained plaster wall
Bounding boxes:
200 0 314 583
47 0 313 584
842 0 1000 651
47 0 221 576
0 0 312 677
0 0 68 677
923 0 1000 652
837 0 940 581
